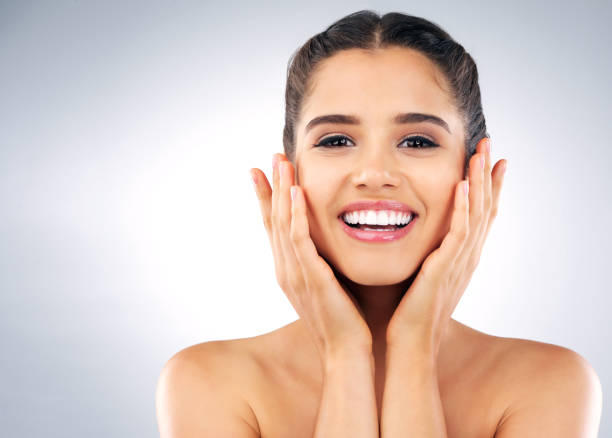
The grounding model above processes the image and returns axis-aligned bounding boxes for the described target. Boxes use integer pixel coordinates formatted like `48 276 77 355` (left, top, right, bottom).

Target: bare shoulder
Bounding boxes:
155 337 263 437
490 334 602 396
486 333 602 437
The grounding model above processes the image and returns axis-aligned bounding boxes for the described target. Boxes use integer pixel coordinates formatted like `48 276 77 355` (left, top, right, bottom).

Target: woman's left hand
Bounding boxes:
386 138 507 356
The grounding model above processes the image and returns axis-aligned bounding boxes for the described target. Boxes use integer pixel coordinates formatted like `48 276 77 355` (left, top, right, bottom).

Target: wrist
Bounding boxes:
386 337 438 365
324 344 374 372
386 324 440 356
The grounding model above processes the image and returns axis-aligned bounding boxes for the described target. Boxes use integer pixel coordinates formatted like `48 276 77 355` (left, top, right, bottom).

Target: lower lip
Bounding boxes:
338 215 417 242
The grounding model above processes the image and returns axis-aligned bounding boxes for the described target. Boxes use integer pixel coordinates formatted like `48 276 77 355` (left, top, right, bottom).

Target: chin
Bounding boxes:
325 251 422 286
310 222 432 287
343 266 417 286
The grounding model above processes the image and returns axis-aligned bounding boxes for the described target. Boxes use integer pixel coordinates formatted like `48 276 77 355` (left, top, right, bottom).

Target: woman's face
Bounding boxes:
294 46 466 286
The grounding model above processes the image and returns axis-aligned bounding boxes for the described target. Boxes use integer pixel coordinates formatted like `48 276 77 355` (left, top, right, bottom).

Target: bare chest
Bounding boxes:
249 358 504 438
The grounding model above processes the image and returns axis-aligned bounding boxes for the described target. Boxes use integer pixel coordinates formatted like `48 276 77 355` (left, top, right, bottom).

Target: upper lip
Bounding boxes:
339 200 417 216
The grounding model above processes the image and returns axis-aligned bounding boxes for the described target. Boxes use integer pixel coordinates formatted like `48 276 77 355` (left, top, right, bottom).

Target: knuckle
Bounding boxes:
484 193 493 209
467 257 478 272
278 218 289 234
274 267 287 287
318 262 336 283
420 260 434 278
490 206 499 219
289 226 304 243
262 216 272 231
276 275 289 291
484 196 492 211
288 275 303 293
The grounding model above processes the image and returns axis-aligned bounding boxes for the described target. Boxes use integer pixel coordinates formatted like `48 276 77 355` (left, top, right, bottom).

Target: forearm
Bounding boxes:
313 348 380 438
380 346 447 437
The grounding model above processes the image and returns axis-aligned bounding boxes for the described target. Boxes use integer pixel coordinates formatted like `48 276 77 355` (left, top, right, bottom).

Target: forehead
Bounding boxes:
299 47 461 136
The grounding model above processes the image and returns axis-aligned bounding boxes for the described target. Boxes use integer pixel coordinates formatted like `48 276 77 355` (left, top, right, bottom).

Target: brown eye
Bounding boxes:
399 136 439 149
314 135 354 147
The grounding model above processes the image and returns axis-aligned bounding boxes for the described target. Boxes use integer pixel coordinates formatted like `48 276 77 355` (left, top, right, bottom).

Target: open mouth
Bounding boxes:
339 211 416 231
342 222 410 231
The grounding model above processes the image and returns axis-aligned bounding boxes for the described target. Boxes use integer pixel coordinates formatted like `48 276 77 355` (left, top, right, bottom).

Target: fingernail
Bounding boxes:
463 180 469 196
250 169 257 186
272 154 279 170
480 154 485 169
290 186 296 201
486 139 491 153
501 161 507 174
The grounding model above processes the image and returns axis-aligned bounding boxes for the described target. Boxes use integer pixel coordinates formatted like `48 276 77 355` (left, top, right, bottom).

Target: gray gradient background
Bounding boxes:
1 0 610 436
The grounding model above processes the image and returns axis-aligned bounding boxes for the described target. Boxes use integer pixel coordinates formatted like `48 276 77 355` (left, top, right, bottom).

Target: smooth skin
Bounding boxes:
156 47 602 438
268 135 497 359
258 133 497 437
266 153 374 359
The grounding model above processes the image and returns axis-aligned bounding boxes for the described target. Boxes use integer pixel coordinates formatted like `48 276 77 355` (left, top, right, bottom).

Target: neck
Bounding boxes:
292 266 459 370
335 270 417 352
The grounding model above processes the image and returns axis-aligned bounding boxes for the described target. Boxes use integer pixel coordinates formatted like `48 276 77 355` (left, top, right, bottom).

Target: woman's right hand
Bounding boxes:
249 153 373 362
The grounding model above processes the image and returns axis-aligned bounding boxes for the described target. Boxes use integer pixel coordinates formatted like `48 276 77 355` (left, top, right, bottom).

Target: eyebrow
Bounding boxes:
304 112 452 135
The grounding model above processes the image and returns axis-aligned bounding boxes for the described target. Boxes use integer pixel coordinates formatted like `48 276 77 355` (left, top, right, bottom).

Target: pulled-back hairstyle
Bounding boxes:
282 10 489 177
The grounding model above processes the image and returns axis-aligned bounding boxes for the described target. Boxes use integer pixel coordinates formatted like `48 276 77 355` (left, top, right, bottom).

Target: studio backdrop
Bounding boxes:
1 0 610 436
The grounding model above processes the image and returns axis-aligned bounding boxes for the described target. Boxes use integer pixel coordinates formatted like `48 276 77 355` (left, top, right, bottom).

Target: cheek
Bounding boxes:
300 182 334 261
299 170 338 227
412 168 457 225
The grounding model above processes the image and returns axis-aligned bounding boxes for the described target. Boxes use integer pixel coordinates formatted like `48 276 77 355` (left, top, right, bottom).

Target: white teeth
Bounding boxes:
388 211 397 226
377 211 389 225
366 211 377 224
359 211 367 225
342 210 414 226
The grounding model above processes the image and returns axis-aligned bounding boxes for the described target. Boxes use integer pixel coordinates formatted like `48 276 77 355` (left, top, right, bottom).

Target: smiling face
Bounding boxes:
292 46 467 286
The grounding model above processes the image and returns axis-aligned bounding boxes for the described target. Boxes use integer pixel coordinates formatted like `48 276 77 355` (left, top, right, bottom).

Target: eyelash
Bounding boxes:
313 134 439 149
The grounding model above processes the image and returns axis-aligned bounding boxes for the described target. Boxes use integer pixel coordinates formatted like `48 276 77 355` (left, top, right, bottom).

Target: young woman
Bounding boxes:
156 10 602 438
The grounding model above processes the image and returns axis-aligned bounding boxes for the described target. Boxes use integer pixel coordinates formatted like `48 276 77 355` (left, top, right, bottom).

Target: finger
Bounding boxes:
270 154 292 293
484 158 507 240
250 168 273 244
289 184 334 292
464 139 494 270
467 146 486 249
289 183 348 349
270 153 289 242
456 139 490 274
277 160 308 296
454 156 507 297
252 158 301 311
482 139 493 224
421 178 469 279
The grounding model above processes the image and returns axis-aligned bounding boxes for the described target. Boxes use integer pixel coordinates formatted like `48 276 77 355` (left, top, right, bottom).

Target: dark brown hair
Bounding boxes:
282 10 489 177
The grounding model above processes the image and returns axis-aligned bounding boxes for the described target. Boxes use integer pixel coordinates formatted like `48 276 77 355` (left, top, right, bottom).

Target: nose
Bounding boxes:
350 149 401 189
